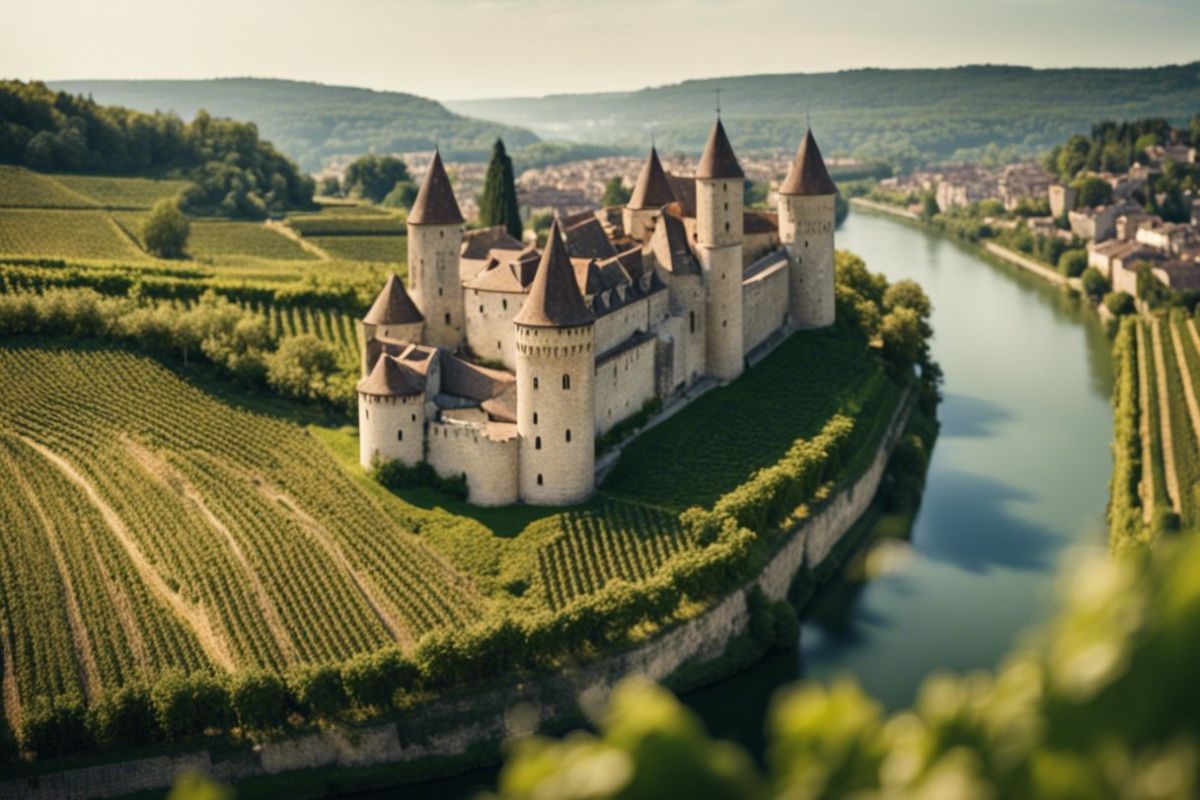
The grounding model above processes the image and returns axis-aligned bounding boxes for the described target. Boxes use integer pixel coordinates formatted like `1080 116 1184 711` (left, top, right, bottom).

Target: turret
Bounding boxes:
513 218 596 505
623 146 675 242
778 129 837 329
357 355 426 470
360 273 424 375
694 119 744 382
407 150 465 350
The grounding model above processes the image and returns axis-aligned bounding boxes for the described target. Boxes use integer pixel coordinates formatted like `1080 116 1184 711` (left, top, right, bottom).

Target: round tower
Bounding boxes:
778 129 837 329
357 355 426 470
360 273 424 374
513 219 596 505
695 119 744 382
408 150 465 351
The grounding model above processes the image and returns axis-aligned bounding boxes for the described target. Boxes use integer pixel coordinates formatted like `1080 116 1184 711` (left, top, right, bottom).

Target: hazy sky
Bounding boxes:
2 0 1197 100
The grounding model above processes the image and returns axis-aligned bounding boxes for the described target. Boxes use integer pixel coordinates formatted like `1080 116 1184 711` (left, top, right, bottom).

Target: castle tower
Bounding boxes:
623 146 675 242
360 273 424 376
407 150 465 350
694 119 745 382
357 355 426 470
513 218 596 505
778 129 837 329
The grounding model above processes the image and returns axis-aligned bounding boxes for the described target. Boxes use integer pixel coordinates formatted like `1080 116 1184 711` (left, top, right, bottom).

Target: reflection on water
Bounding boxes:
351 209 1116 796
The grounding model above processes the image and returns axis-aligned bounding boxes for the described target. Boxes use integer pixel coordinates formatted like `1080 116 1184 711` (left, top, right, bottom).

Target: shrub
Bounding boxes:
19 695 91 758
1057 248 1089 278
770 600 800 651
372 457 468 499
341 647 419 710
747 587 773 649
1081 267 1109 302
143 198 190 259
152 671 232 741
1104 291 1136 316
229 670 290 732
91 682 158 750
288 664 347 720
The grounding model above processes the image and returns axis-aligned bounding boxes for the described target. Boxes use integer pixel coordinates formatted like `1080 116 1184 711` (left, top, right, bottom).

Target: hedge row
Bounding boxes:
1108 317 1146 551
0 259 369 311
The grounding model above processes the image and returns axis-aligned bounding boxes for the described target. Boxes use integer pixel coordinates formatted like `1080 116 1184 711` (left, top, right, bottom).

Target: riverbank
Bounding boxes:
1 387 915 800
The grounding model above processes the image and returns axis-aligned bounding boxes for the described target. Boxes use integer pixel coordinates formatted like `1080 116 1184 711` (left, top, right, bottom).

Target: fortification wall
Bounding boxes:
464 288 523 370
594 336 657 435
427 420 518 506
4 393 911 800
358 394 426 469
743 261 789 354
595 295 650 355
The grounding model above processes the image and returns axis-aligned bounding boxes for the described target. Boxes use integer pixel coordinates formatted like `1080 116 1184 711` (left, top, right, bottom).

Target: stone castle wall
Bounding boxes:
594 335 657 435
4 392 911 800
464 287 524 371
358 394 426 469
427 420 519 506
742 260 790 354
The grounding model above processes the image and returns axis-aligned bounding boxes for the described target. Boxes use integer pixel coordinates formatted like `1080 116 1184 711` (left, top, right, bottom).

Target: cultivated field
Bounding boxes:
0 209 145 261
1110 312 1200 548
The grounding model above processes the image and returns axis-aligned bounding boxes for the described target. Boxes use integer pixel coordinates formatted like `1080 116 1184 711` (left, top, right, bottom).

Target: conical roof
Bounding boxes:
628 147 675 209
695 119 743 180
363 273 424 325
779 129 837 196
513 218 595 328
408 150 464 225
357 355 424 397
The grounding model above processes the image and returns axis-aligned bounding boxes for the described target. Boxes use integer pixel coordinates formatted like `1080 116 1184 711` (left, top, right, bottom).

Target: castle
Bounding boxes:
357 121 838 506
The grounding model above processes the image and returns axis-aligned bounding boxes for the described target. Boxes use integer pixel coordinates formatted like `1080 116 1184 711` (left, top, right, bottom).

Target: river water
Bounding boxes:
360 208 1116 796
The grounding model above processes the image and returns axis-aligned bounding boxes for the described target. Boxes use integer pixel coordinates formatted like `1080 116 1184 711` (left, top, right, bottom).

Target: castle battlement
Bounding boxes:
358 125 839 506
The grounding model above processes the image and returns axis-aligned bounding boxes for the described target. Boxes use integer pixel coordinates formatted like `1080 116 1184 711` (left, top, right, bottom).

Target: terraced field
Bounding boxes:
0 344 486 720
0 208 145 260
50 174 194 209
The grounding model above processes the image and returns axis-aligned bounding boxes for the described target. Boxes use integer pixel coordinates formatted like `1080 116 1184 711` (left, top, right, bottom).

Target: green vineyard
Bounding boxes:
0 209 146 261
0 344 486 714
1110 312 1200 549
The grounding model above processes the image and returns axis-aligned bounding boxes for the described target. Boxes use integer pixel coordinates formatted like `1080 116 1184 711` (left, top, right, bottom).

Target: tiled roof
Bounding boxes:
356 355 424 397
363 273 423 325
408 150 464 225
695 119 744 180
779 129 837 196
513 218 596 328
629 147 676 209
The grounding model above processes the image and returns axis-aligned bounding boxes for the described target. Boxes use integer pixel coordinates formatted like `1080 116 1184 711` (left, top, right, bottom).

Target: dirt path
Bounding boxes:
1136 323 1155 522
85 532 151 674
123 439 298 665
19 436 235 672
264 219 329 260
1187 318 1200 359
250 475 412 649
1168 320 1200 451
4 442 103 704
1150 319 1183 514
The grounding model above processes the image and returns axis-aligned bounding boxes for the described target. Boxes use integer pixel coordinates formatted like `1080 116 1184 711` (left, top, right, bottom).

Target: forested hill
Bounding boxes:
447 63 1200 167
49 78 541 171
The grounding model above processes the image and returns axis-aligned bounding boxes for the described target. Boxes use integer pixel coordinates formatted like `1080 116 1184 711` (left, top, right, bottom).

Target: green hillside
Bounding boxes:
447 62 1200 166
50 78 541 171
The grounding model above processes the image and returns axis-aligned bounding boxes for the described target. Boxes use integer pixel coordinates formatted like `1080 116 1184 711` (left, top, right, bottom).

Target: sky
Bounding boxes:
1 0 1198 101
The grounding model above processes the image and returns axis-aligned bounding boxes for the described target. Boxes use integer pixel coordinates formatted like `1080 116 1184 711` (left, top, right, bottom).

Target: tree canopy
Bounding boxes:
142 199 190 259
1 81 314 218
479 139 523 240
343 155 414 205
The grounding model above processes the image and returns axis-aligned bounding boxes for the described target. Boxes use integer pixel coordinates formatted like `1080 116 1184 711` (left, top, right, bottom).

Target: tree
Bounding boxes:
480 138 523 239
229 670 289 732
1104 291 1136 316
316 175 341 197
143 198 190 259
919 191 939 220
1081 266 1109 302
264 334 339 401
1057 249 1089 278
601 176 631 207
883 279 932 319
880 307 924 370
344 155 412 204
1072 175 1113 208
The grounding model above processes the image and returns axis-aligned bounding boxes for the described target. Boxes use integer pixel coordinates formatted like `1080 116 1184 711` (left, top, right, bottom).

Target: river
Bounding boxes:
360 208 1116 796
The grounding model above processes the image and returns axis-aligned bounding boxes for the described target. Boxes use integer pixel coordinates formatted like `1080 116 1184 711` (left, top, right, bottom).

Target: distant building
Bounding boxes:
1048 184 1077 218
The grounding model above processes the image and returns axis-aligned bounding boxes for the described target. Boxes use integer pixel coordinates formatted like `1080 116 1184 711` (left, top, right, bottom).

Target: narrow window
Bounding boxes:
479 304 484 313
725 222 730 233
724 202 728 211
444 312 451 324
537 474 544 486
438 287 443 297
533 377 539 390
439 230 444 238
689 311 695 333
411 414 416 422
397 430 403 441
533 412 538 424
562 374 571 390
502 298 508 310
565 429 572 443
535 436 542 450
365 408 369 420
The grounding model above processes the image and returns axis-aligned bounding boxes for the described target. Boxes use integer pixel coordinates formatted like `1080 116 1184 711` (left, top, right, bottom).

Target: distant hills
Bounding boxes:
447 63 1200 167
49 78 541 171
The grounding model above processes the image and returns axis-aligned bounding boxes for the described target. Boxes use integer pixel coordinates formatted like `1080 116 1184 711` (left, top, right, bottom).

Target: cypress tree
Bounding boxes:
480 138 523 240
